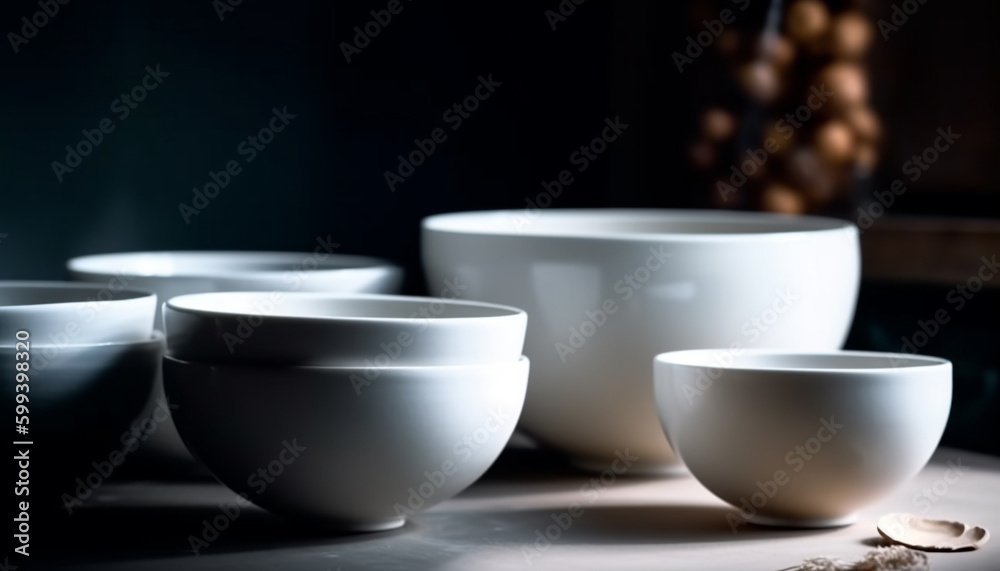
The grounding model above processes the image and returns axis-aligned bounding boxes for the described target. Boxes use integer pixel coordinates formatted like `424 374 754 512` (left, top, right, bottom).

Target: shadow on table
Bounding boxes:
424 503 841 546
28 502 411 567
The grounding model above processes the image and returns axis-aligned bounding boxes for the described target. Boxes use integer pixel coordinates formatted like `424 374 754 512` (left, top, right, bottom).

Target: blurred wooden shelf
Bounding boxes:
861 216 1000 286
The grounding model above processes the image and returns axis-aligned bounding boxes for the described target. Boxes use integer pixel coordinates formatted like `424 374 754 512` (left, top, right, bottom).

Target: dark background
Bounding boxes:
0 0 997 454
2 0 998 286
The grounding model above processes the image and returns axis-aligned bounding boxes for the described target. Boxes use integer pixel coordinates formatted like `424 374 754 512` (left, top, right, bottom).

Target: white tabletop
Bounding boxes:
41 447 1000 571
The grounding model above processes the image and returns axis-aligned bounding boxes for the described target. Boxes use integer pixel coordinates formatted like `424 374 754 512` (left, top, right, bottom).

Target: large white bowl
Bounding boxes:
0 281 156 346
654 349 951 527
422 209 860 472
164 292 527 366
67 251 403 469
164 355 529 530
1 333 161 509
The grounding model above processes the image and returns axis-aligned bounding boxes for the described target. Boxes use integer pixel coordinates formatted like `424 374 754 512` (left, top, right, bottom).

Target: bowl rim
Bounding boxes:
66 250 400 280
0 330 164 351
0 280 156 311
422 208 857 242
654 349 951 375
163 352 529 372
164 292 527 323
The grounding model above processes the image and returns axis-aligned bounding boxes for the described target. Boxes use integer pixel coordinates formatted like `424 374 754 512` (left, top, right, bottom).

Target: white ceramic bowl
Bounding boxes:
654 349 951 527
67 251 403 468
0 281 156 345
163 292 527 366
1 333 161 509
164 355 529 530
67 251 403 326
422 209 860 473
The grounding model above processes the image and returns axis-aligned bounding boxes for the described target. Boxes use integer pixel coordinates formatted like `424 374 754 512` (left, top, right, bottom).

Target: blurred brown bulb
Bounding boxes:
786 0 830 44
845 105 881 141
830 11 873 59
739 61 780 103
762 121 796 155
814 120 855 164
787 148 836 202
817 63 868 107
760 35 796 68
703 108 736 141
688 140 715 170
762 184 806 214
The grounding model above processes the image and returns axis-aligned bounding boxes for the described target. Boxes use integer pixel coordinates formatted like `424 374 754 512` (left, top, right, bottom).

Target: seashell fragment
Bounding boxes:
877 512 990 552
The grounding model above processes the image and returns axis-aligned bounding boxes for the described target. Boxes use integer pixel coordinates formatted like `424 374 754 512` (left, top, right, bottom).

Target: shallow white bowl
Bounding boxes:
1 333 161 508
67 250 403 467
654 349 951 527
67 251 403 325
164 292 527 366
164 355 529 530
0 281 155 345
422 209 860 472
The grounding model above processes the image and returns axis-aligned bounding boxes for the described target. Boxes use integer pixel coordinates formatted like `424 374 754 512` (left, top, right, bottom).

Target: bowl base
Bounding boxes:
748 512 858 529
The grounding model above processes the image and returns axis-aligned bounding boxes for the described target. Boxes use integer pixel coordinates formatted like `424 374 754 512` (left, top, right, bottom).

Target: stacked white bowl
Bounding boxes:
66 251 404 471
0 282 159 509
161 292 530 531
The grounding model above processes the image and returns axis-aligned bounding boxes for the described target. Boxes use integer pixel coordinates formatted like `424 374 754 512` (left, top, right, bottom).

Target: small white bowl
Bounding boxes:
67 251 403 467
164 355 529 530
164 292 527 366
0 281 156 345
653 349 951 527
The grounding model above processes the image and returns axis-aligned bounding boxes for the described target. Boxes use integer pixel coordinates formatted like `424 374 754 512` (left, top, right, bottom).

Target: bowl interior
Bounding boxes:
69 251 391 278
168 293 523 320
658 350 949 373
424 209 854 239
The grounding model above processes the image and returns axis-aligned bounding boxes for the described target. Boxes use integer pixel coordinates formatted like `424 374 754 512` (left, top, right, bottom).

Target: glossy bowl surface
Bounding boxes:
164 355 530 530
654 349 951 526
422 209 860 472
